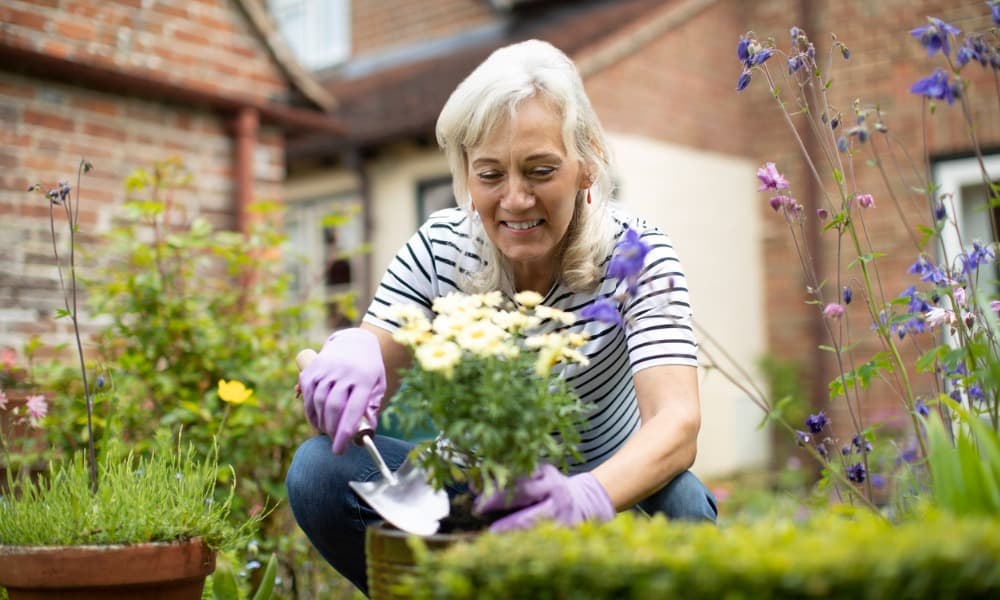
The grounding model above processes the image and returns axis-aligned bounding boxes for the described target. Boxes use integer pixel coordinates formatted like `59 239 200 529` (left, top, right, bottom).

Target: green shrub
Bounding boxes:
400 511 1000 599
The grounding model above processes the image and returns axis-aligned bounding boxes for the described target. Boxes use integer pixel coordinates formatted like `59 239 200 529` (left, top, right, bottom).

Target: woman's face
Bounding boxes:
466 96 588 291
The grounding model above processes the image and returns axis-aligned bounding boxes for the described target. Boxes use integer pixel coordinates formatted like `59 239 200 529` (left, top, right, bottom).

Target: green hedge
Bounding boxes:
400 510 1000 599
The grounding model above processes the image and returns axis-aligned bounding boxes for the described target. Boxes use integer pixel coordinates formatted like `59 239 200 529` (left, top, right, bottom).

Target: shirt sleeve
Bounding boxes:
362 223 440 333
621 227 698 373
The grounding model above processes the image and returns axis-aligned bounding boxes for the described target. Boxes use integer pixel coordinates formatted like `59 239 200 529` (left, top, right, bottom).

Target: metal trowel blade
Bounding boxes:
349 459 450 536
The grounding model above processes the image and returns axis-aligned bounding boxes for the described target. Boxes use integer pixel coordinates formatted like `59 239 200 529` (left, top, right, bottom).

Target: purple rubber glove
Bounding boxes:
473 464 615 532
299 328 386 454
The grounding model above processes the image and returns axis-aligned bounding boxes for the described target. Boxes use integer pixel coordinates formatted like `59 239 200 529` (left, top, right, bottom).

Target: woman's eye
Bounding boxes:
530 167 555 178
477 171 501 181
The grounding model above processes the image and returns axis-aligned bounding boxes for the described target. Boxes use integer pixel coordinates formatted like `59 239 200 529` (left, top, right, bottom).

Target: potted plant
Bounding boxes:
365 290 591 596
0 160 261 599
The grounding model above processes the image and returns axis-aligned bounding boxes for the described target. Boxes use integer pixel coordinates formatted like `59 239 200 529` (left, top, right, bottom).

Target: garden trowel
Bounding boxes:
296 349 449 536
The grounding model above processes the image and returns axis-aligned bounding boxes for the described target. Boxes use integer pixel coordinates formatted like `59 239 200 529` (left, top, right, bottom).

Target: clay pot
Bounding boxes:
0 537 217 599
366 521 477 600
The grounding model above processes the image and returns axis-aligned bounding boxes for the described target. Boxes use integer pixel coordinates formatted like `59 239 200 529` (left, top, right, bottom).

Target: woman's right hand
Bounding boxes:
298 328 387 454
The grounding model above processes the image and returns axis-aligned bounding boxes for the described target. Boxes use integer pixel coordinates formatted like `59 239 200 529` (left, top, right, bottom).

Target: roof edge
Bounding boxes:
574 0 720 79
235 0 338 112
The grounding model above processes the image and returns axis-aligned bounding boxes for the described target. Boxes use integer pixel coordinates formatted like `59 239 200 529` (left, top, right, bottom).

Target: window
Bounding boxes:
934 154 1000 297
417 177 455 222
269 0 350 70
284 195 365 336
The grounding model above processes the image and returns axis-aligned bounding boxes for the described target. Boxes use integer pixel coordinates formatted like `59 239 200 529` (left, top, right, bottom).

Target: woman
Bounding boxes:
286 39 717 594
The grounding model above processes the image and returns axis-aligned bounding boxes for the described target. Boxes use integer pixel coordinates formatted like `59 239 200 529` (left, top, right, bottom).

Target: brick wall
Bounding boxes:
0 0 288 353
586 0 753 159
0 0 288 102
351 0 496 59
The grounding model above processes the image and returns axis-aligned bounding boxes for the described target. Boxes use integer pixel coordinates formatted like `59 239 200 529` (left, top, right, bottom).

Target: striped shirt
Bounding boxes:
363 206 697 472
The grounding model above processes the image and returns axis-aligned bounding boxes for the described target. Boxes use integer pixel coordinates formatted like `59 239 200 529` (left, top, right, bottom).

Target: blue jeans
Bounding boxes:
285 435 718 596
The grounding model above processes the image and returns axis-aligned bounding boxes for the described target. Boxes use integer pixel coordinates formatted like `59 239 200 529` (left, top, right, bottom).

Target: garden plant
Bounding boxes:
380 290 590 529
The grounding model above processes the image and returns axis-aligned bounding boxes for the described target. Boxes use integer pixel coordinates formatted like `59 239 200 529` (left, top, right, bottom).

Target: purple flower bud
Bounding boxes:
856 193 875 208
816 208 829 221
842 286 853 305
795 430 811 446
805 411 829 434
847 462 867 483
736 71 751 91
837 137 848 152
915 399 930 417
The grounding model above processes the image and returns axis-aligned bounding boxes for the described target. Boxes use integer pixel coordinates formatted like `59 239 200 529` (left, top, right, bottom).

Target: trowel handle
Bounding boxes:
295 348 376 447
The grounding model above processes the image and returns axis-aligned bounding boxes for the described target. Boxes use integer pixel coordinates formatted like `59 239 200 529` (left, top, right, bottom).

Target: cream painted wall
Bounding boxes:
366 144 452 287
608 132 771 480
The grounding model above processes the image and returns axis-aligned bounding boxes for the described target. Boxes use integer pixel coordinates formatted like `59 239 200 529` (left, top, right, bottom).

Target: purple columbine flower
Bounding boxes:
910 68 958 105
737 36 751 63
910 17 960 57
915 399 930 417
846 462 867 484
805 411 829 434
757 162 789 190
990 299 1000 316
607 227 650 293
852 434 872 453
580 297 622 326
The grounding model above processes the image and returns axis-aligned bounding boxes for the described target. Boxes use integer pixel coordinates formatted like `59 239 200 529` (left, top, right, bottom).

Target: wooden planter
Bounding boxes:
0 538 217 599
366 522 478 600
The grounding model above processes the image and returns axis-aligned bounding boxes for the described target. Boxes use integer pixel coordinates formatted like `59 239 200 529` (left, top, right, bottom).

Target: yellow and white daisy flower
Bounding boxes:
415 339 462 378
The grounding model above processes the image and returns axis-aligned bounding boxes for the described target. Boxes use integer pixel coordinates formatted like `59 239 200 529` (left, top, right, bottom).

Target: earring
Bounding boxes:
587 189 592 205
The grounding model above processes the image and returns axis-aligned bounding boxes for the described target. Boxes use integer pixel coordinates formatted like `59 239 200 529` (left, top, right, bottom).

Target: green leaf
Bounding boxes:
833 168 844 184
211 561 240 600
251 553 278 600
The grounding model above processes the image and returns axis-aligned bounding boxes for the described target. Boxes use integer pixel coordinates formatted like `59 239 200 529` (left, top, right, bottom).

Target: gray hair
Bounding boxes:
435 39 618 295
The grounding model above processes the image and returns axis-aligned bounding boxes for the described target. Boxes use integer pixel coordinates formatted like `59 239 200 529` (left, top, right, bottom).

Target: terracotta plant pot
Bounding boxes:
0 537 217 599
366 521 477 600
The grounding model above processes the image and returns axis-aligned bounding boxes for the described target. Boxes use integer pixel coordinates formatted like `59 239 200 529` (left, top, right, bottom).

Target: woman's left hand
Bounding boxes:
473 464 615 532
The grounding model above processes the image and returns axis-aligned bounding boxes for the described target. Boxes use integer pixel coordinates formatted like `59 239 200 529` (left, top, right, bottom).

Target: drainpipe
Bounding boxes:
233 107 259 234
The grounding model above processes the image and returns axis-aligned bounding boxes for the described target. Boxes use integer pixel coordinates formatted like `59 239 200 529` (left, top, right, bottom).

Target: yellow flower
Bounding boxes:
415 339 462 378
455 319 509 356
217 379 254 405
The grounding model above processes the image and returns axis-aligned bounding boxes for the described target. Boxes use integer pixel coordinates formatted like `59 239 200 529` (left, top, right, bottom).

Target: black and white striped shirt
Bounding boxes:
363 207 697 472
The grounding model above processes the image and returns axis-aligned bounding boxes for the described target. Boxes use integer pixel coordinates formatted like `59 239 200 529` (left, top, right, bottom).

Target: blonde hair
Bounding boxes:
435 39 618 295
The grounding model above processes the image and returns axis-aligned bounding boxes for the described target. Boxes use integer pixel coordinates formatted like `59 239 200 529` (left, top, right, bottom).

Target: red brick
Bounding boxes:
22 108 74 132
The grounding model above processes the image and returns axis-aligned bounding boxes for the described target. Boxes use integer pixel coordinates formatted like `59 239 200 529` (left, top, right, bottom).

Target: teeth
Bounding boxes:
506 220 542 230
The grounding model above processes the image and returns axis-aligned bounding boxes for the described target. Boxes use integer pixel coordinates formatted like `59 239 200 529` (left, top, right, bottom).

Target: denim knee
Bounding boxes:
636 470 718 523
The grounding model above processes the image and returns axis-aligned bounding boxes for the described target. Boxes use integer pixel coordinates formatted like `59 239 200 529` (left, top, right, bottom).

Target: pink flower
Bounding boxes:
953 285 967 307
823 303 845 319
990 300 1000 316
855 193 875 208
769 195 793 211
925 307 955 329
25 394 47 420
0 348 15 370
757 162 790 190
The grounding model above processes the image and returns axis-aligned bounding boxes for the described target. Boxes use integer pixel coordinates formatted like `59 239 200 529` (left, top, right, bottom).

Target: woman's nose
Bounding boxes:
502 174 534 209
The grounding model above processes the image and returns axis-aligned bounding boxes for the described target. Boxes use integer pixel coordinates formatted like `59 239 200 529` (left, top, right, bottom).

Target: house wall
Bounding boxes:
352 0 496 60
0 0 289 352
610 132 770 478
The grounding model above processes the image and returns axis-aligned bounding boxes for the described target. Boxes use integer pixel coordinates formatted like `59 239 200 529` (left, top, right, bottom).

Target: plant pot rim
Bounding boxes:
0 536 216 589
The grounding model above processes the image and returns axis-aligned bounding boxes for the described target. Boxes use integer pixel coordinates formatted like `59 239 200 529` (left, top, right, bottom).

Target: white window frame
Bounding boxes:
934 154 1000 285
269 0 350 70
